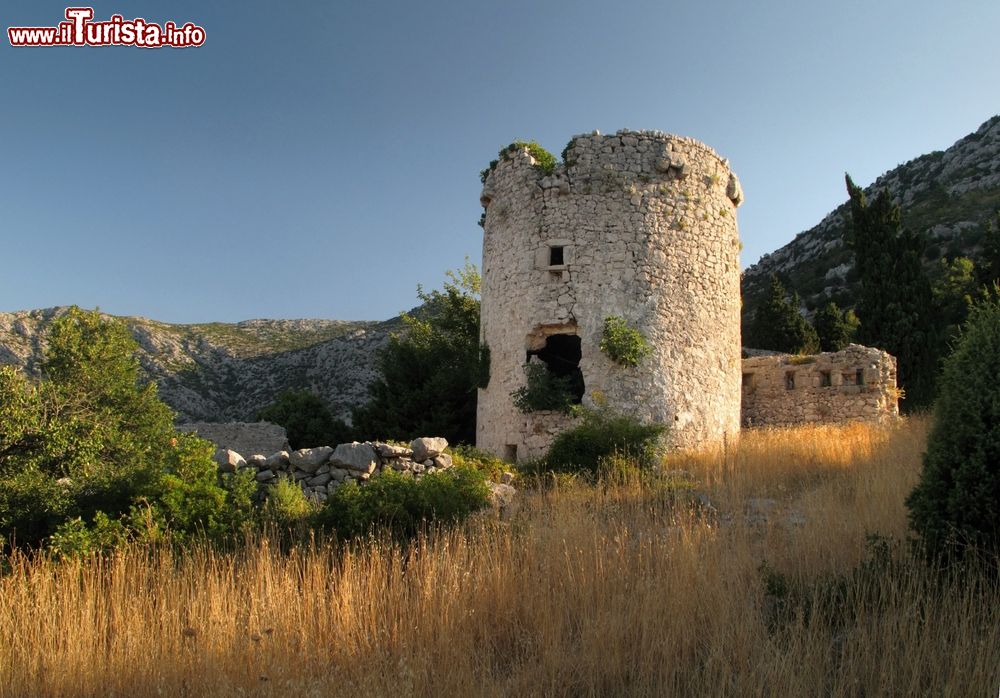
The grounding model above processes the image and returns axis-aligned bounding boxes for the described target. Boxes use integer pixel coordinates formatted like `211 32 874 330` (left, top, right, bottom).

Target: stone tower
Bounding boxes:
476 130 744 460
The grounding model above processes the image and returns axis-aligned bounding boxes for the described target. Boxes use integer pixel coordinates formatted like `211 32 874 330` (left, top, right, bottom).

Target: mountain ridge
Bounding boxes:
741 115 1000 319
0 307 402 424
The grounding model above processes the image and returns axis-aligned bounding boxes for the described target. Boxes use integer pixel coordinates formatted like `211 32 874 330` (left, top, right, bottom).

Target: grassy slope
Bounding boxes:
1 417 997 695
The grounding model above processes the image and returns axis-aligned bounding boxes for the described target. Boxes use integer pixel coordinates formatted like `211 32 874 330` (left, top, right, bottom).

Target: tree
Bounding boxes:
845 174 939 409
977 211 1000 286
0 307 237 549
906 289 1000 562
352 262 489 445
257 390 353 449
812 301 860 352
932 257 978 345
745 274 819 354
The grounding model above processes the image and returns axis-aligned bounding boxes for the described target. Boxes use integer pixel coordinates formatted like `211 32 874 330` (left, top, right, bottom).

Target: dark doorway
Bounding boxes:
526 333 585 403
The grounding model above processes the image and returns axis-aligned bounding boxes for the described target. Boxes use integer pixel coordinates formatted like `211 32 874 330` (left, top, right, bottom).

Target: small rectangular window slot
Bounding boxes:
741 372 755 389
785 371 796 390
503 444 518 463
855 368 864 386
549 246 565 266
820 370 832 387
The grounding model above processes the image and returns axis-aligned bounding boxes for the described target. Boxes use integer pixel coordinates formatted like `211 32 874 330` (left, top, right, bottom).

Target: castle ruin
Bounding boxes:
477 130 744 460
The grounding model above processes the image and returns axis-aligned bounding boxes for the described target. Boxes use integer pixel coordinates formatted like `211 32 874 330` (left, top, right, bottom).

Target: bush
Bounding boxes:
480 140 558 183
906 290 1000 562
257 390 353 449
262 477 317 529
600 316 652 367
534 405 667 477
450 444 509 482
316 466 490 541
0 308 235 551
511 362 575 414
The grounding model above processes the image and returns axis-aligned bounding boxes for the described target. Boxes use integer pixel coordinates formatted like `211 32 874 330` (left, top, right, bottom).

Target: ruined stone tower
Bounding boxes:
477 130 744 460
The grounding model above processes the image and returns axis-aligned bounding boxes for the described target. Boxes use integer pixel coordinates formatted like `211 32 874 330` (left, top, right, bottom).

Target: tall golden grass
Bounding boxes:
1 417 997 696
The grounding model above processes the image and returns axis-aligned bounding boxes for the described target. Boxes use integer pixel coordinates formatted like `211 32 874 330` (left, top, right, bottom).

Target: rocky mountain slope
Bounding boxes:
0 308 401 423
742 115 1000 319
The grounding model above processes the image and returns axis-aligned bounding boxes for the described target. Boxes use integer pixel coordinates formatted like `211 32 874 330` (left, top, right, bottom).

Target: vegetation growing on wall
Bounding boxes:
511 362 576 414
599 316 652 367
480 140 558 183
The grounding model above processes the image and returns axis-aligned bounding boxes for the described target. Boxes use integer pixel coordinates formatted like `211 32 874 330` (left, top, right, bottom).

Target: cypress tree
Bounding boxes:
906 291 1000 562
812 301 859 352
845 174 938 409
746 274 819 354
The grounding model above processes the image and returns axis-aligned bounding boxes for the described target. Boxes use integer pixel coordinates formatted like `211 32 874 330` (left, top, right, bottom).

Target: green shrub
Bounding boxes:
906 290 1000 561
0 308 239 551
450 445 509 482
599 316 652 367
262 477 317 529
480 140 557 183
257 390 353 449
511 362 575 414
48 512 129 558
316 466 490 541
536 405 666 477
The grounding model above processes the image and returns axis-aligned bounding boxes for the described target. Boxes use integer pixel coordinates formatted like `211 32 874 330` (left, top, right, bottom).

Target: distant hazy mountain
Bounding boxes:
0 307 401 423
742 115 1000 320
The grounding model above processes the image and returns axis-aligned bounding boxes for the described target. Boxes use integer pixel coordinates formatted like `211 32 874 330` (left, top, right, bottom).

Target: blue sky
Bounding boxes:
2 0 998 322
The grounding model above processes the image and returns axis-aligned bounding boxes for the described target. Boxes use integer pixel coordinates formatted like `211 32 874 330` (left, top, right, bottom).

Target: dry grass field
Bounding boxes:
1 417 997 696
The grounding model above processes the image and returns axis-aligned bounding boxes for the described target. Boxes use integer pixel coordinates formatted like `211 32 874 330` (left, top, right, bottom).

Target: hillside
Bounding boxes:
742 115 1000 319
0 308 401 423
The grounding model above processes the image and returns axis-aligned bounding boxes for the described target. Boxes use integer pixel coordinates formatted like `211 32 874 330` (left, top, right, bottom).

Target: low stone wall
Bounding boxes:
213 437 454 504
741 344 898 427
177 421 289 458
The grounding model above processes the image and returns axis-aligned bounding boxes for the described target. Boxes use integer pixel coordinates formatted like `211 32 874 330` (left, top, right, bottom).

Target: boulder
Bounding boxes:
289 447 334 473
330 442 379 474
255 469 276 482
264 451 290 469
377 443 412 458
487 482 517 517
308 472 333 487
214 448 245 474
247 454 268 468
410 437 448 462
431 453 453 469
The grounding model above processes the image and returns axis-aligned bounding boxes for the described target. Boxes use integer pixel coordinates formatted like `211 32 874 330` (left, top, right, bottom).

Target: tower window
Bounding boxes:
549 246 565 266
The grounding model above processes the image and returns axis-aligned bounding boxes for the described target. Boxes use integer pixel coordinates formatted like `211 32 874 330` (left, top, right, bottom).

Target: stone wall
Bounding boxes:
477 130 744 460
177 421 289 459
213 437 457 504
740 345 899 427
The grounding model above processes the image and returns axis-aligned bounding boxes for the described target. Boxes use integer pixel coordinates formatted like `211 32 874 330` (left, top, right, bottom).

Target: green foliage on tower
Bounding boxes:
906 290 1000 562
745 274 819 354
845 174 939 409
352 262 489 445
812 302 860 352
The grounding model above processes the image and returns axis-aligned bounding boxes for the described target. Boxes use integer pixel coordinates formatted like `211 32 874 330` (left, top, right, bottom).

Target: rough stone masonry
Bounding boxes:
477 130 744 460
476 130 898 461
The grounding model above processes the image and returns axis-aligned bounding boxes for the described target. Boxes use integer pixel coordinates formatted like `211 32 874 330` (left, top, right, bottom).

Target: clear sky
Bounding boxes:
2 0 998 323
